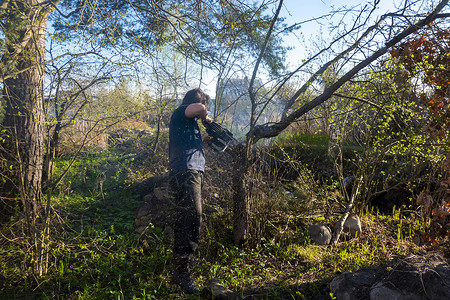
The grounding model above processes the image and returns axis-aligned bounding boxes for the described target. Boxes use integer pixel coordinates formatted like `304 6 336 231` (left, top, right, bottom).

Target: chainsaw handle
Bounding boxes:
202 119 212 127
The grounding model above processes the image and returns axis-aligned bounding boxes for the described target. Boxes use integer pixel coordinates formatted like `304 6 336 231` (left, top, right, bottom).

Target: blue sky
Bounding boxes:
201 0 401 95
279 0 397 65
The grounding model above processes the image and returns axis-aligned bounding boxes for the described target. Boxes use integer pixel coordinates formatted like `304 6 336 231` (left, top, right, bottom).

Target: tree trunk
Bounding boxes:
231 143 250 245
1 1 48 219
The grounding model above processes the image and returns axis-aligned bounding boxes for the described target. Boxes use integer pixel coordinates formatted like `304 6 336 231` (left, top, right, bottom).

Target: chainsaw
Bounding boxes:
202 121 239 152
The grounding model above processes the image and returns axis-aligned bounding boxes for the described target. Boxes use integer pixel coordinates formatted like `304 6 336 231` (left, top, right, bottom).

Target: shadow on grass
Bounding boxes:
240 279 332 299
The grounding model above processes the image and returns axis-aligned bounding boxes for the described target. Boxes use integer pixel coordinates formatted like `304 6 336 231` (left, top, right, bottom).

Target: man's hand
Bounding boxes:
185 103 210 120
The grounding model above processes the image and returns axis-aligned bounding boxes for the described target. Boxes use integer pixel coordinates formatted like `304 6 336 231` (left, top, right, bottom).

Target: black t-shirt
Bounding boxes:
169 105 205 172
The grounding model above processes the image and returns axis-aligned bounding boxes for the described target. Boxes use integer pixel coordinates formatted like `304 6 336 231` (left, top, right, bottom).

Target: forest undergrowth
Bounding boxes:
0 130 448 300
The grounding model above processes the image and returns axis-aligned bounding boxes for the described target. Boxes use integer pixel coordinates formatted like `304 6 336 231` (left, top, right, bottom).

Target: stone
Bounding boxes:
308 223 332 245
153 186 168 201
375 252 450 300
343 213 362 238
330 268 384 300
132 173 169 198
201 279 243 300
133 177 176 235
370 282 422 300
330 252 450 300
343 176 355 190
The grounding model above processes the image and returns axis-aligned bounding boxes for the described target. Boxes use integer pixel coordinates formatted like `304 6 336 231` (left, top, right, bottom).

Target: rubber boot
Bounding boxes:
172 255 200 294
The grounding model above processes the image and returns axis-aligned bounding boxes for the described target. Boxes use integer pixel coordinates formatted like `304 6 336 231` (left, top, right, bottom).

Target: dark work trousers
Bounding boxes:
169 170 203 273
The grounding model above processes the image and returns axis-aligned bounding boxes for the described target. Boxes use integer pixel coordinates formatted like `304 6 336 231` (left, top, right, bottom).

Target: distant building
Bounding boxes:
215 77 258 131
215 77 282 133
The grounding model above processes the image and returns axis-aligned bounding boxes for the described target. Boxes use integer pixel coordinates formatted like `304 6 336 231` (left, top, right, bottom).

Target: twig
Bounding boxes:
330 174 363 246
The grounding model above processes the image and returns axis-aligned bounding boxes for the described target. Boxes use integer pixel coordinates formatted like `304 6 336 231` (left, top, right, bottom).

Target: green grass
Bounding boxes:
0 138 448 299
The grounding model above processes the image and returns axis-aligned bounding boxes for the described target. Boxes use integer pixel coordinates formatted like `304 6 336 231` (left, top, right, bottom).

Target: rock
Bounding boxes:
133 177 176 235
133 173 168 198
330 268 384 300
370 282 422 300
201 279 243 300
308 224 332 245
374 252 450 300
330 252 450 300
133 172 224 236
343 176 355 190
343 213 362 238
153 186 168 202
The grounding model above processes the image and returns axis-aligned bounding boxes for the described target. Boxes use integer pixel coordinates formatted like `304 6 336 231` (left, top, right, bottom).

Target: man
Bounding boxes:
168 88 212 294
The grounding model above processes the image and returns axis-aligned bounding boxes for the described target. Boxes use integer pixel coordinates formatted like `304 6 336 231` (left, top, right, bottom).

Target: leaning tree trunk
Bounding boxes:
1 1 49 221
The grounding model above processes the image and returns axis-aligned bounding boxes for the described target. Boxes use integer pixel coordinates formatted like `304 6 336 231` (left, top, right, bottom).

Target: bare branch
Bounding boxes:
250 0 449 142
42 0 80 19
333 93 381 109
248 0 284 129
282 11 391 116
0 0 10 10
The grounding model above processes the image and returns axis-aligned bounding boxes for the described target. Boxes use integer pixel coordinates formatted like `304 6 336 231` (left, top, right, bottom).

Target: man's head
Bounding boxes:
182 88 210 106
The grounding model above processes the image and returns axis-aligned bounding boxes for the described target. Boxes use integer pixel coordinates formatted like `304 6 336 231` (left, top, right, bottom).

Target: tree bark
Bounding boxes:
231 143 250 245
1 1 49 218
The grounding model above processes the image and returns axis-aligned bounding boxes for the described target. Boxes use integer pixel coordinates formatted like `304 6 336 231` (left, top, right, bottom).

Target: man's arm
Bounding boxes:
185 103 212 122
